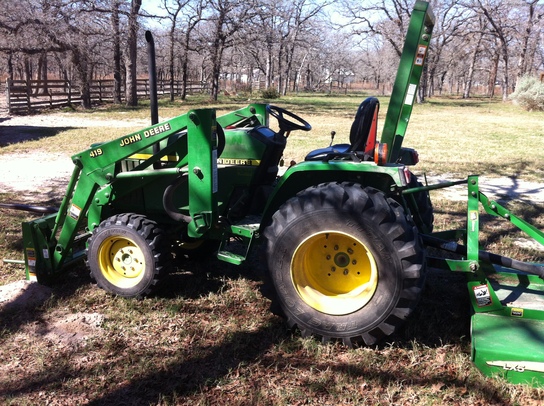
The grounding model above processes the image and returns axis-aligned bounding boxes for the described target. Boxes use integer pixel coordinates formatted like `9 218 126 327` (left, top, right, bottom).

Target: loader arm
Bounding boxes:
23 104 269 282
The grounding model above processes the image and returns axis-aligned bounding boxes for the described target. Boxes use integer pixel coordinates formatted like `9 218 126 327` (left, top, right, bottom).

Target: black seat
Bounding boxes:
305 97 380 161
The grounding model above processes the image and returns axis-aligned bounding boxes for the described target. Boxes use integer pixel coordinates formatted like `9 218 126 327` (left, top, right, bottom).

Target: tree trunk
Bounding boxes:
125 0 142 107
111 1 122 104
210 44 224 101
488 47 500 98
167 4 182 102
7 51 13 80
209 10 227 101
181 47 189 100
500 44 509 101
72 48 92 109
515 1 537 89
169 25 176 102
463 32 483 99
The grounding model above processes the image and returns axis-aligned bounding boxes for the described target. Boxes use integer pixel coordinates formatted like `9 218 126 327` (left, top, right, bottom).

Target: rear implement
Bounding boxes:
415 175 544 386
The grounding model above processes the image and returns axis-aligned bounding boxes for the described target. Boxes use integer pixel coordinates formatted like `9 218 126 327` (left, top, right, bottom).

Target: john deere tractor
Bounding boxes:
16 1 544 386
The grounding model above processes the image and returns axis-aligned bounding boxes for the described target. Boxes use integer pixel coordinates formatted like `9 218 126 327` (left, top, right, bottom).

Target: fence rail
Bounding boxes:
6 78 207 114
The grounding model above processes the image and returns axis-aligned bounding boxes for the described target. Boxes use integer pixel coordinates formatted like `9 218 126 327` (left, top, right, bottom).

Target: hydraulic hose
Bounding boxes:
162 174 192 224
0 203 58 214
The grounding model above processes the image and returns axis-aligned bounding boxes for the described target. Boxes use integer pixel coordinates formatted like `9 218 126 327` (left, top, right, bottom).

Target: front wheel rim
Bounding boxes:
98 236 146 288
291 231 378 315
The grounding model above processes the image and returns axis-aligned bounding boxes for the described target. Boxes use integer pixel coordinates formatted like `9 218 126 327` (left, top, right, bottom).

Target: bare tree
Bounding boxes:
468 1 515 100
0 0 111 108
176 0 207 100
462 16 485 99
204 0 255 100
162 0 185 101
340 0 414 58
3 0 543 107
244 0 283 89
125 0 142 106
515 0 543 86
111 0 123 104
278 0 327 95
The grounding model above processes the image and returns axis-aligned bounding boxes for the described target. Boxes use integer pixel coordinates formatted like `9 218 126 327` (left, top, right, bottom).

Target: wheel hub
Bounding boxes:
291 231 378 315
98 237 146 287
334 252 351 268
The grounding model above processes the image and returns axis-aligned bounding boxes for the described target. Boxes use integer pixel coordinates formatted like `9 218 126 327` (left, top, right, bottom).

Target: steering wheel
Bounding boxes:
267 105 312 134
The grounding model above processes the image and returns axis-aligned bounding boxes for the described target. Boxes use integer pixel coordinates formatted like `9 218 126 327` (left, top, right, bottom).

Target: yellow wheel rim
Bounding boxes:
97 236 146 289
291 231 378 315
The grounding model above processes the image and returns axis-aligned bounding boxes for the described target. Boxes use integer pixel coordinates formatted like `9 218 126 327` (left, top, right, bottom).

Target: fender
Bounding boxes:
260 160 408 229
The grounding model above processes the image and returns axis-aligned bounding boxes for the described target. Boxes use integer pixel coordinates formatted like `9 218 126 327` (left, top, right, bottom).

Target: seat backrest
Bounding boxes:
348 97 380 154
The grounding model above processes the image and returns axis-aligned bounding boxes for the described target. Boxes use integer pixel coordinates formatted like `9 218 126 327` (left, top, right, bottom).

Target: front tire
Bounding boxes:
263 182 426 346
87 213 171 298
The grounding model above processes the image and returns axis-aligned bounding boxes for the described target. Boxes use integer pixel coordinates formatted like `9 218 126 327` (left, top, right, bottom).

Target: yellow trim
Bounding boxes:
291 231 378 315
129 153 179 162
98 236 146 289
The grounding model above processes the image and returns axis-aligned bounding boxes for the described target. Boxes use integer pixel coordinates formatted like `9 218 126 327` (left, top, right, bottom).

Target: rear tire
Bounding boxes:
87 213 171 298
263 182 426 346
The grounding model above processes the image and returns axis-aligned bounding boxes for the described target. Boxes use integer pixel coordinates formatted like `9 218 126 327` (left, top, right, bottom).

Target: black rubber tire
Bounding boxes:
87 213 171 298
407 173 434 233
263 182 426 346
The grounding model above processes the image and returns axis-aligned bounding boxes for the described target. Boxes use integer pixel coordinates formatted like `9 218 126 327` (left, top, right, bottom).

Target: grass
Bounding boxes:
1 94 544 404
2 93 543 182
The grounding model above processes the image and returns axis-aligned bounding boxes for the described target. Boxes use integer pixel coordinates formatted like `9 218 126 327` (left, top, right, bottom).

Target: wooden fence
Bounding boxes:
5 78 208 114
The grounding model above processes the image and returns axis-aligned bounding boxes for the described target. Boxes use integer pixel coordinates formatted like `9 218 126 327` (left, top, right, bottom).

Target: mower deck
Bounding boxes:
471 266 544 386
489 268 544 311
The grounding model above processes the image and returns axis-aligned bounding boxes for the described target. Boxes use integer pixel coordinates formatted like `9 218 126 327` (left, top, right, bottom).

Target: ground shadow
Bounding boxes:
0 125 77 147
0 312 513 406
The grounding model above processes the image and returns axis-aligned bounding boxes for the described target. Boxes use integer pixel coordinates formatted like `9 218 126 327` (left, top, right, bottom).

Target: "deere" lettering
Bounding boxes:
144 122 171 138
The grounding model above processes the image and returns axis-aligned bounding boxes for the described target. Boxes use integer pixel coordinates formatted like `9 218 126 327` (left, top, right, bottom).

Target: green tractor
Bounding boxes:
16 0 544 386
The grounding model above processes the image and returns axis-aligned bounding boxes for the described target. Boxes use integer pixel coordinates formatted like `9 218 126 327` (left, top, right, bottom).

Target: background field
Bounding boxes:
1 94 543 405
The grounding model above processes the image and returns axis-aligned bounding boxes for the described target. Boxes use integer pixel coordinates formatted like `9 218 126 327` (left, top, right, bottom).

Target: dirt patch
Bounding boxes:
0 111 148 201
1 280 104 347
31 311 104 348
0 152 73 201
0 280 53 311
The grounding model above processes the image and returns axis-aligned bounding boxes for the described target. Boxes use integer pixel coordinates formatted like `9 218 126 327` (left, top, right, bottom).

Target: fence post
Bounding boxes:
26 78 31 114
68 81 72 106
6 79 12 115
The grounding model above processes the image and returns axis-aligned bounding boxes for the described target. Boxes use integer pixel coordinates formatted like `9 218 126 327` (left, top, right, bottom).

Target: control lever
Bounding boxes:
328 131 336 147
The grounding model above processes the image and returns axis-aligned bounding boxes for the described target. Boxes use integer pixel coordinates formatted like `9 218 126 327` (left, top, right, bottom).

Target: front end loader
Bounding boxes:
10 0 544 387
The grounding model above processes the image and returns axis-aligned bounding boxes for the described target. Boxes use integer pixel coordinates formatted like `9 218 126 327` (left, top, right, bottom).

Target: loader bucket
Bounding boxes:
470 267 544 386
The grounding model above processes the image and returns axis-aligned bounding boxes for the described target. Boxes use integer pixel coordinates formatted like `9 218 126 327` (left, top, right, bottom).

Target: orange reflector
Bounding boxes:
374 143 388 165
